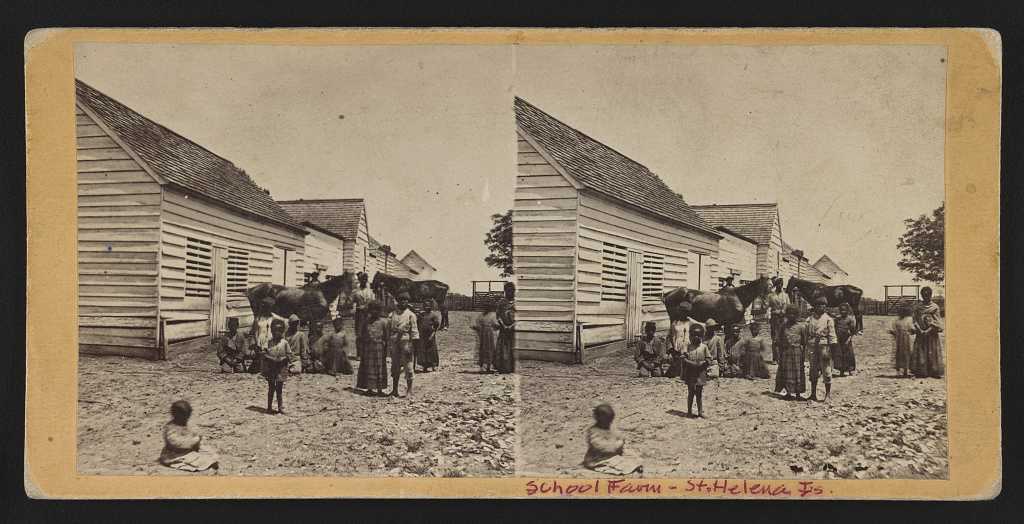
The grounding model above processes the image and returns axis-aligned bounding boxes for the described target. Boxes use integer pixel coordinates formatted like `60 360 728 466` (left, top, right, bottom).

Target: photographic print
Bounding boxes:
24 28 999 499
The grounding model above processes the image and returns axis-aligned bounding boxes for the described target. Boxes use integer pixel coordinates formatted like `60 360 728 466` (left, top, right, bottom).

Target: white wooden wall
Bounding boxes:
715 230 758 286
304 228 345 278
76 105 162 358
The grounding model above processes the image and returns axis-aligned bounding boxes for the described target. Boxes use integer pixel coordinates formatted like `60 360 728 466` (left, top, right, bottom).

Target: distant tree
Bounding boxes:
897 203 944 283
484 209 513 277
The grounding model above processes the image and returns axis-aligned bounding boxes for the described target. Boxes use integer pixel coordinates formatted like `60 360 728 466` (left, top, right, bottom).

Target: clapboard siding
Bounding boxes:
756 212 785 278
76 106 160 358
342 210 371 275
576 191 720 347
159 186 306 330
303 228 345 316
512 134 578 356
716 230 759 286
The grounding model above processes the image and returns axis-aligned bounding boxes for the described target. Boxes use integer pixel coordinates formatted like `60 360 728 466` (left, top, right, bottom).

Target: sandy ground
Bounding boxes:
518 316 948 480
77 311 517 477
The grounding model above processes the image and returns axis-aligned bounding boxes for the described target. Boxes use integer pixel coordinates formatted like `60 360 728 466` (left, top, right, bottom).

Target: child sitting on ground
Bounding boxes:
325 316 354 376
216 317 246 373
261 318 292 414
159 400 219 472
635 321 667 377
583 403 643 476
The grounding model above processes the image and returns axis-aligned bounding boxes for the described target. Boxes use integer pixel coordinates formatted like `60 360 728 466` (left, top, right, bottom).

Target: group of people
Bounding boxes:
471 281 517 374
213 272 447 415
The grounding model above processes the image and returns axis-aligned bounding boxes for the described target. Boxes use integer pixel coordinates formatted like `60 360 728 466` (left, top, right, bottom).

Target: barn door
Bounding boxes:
210 246 228 337
624 250 644 346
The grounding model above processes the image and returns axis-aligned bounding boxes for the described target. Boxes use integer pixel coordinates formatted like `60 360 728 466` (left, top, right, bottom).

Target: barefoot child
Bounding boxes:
774 304 808 400
583 404 643 476
682 324 711 417
285 314 309 374
358 301 389 396
261 318 292 414
635 321 667 377
889 305 915 377
834 303 858 376
807 297 838 401
159 400 219 472
388 292 419 397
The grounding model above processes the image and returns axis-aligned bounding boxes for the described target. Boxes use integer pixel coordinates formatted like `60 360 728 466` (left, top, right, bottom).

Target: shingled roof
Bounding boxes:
401 250 436 272
276 199 366 240
514 97 719 238
813 254 847 275
690 203 779 245
368 235 418 278
75 79 304 232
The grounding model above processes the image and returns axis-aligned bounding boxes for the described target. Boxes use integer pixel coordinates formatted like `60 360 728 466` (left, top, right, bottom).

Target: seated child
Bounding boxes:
736 322 771 379
583 403 643 476
325 316 354 376
159 400 219 472
216 317 246 373
634 321 667 377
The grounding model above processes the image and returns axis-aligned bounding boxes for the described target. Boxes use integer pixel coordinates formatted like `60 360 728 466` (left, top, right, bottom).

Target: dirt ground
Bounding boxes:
518 315 948 480
77 311 517 477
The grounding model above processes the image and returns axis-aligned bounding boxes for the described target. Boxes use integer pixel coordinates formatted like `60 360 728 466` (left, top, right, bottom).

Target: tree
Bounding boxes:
897 203 944 283
484 209 513 277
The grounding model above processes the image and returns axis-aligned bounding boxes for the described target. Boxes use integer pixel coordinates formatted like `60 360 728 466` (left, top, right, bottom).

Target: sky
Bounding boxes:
76 43 945 297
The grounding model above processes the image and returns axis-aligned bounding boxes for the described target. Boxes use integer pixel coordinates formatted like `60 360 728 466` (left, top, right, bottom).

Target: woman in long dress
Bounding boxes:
774 304 807 399
415 300 442 372
912 287 945 378
494 283 517 374
473 304 499 373
888 305 915 377
833 303 858 376
358 301 389 396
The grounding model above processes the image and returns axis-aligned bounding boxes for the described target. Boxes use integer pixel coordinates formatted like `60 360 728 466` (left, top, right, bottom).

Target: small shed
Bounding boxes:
76 80 308 359
368 235 419 280
513 97 722 362
813 254 849 284
401 250 437 281
691 203 784 279
276 198 371 276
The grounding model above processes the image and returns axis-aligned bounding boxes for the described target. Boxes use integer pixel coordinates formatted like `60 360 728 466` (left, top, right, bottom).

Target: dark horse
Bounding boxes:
785 277 864 333
246 272 356 321
371 272 450 306
662 276 772 325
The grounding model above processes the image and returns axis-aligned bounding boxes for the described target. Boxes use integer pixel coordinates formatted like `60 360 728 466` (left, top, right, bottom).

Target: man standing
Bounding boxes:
807 297 838 401
351 272 376 361
767 277 790 364
388 292 419 397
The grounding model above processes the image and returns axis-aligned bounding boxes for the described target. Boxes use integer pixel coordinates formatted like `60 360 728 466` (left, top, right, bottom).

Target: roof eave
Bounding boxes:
580 188 723 240
169 184 308 235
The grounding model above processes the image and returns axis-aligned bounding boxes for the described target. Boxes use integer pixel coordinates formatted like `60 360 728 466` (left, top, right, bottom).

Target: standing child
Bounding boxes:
665 300 699 379
807 297 838 401
682 324 711 417
703 319 725 379
388 293 419 397
416 300 442 372
358 301 390 396
833 303 858 376
440 301 450 331
216 317 246 373
249 297 285 374
159 400 219 472
260 318 292 414
889 305 915 377
582 404 644 476
473 303 499 373
326 316 354 376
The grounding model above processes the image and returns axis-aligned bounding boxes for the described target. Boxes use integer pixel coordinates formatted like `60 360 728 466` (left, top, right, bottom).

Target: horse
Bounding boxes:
371 272 450 306
662 276 772 325
246 272 356 322
785 277 864 333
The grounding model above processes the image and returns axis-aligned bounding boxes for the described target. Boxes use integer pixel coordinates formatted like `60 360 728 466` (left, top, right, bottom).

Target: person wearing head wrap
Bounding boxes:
285 314 309 373
216 317 247 373
774 304 808 399
494 282 517 374
387 292 419 396
415 299 442 372
911 286 944 378
807 296 838 401
833 303 858 376
351 272 376 361
635 321 667 377
472 302 499 373
356 301 390 395
583 404 643 476
767 278 791 364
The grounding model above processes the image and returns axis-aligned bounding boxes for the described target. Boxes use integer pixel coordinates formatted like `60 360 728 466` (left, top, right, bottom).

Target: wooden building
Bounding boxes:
401 250 437 281
813 254 849 285
76 80 308 359
276 199 371 276
692 203 784 279
367 235 419 280
708 227 759 289
513 98 722 362
778 240 831 284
